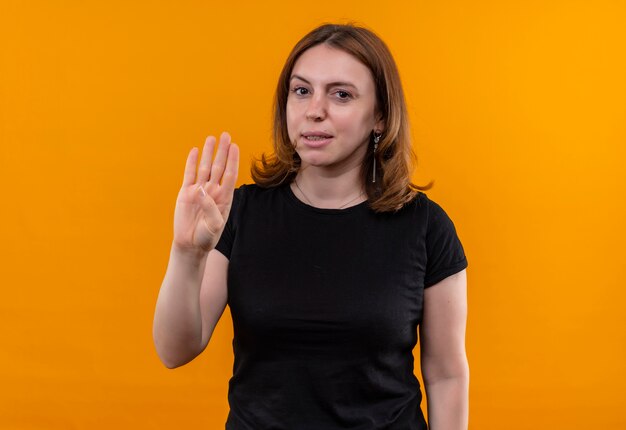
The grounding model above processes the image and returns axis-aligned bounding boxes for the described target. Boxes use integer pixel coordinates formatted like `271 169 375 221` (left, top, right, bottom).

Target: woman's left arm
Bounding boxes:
420 269 469 430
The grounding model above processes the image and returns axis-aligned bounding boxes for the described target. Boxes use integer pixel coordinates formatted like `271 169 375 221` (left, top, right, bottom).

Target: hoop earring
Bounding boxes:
372 132 382 183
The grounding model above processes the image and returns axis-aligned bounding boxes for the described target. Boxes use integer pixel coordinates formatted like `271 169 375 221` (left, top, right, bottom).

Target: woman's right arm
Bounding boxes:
153 132 239 369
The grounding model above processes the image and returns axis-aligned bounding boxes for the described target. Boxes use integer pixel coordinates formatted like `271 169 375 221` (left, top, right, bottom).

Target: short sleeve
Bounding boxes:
423 197 468 288
214 186 245 260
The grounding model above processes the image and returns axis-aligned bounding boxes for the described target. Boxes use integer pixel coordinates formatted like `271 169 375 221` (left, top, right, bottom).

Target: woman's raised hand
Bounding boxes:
172 132 240 253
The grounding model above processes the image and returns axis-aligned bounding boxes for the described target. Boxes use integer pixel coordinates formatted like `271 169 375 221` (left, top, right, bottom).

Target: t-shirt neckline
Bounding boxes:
282 182 369 215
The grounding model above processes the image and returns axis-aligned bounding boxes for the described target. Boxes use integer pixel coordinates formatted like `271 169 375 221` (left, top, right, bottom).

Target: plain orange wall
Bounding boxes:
1 1 625 428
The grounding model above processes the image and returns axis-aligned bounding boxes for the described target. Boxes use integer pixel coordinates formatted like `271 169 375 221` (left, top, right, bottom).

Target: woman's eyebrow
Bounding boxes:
290 74 358 90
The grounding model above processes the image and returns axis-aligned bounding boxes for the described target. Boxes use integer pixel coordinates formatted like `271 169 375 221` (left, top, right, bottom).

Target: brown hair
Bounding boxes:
251 23 431 212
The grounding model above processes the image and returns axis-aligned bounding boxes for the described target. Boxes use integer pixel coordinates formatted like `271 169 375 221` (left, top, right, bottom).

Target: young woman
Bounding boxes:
153 23 469 430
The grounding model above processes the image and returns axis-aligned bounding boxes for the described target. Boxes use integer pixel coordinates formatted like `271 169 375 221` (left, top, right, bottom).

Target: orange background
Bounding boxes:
1 1 625 428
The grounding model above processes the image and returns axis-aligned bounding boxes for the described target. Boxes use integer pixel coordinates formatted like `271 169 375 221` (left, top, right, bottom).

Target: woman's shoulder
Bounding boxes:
231 183 288 209
234 183 284 198
398 191 435 215
397 191 461 231
417 191 446 215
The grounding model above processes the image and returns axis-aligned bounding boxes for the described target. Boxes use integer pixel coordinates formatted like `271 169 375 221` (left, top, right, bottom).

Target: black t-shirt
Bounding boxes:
215 184 467 430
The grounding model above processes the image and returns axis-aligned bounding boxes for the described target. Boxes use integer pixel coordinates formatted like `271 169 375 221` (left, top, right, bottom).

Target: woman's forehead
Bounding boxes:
290 45 374 88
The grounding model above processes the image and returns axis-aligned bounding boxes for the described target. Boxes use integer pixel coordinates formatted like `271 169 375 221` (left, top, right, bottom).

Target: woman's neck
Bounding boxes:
291 164 366 209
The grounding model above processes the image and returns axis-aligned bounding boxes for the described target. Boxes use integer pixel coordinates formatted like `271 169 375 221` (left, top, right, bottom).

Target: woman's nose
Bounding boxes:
305 93 327 121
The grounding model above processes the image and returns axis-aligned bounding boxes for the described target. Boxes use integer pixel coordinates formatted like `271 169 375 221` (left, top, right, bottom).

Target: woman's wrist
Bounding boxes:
170 242 210 265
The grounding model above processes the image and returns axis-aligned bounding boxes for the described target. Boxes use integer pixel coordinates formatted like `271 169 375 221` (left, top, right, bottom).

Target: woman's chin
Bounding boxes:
299 159 331 169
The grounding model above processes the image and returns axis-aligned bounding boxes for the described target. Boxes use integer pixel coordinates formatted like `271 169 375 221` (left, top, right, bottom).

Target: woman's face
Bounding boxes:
286 44 384 173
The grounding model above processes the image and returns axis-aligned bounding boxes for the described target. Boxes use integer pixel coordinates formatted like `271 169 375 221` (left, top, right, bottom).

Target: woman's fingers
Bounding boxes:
182 147 199 186
183 131 237 190
221 143 240 192
208 132 232 185
197 136 217 184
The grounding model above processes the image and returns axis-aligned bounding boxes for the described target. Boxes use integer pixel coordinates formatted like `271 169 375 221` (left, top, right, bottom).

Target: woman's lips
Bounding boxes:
301 134 333 148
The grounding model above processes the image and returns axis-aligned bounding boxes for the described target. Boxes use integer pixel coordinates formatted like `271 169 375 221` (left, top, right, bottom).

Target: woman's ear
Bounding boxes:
374 114 385 135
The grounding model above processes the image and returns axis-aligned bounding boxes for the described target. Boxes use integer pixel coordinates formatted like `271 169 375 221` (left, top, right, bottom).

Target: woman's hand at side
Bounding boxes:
153 132 239 369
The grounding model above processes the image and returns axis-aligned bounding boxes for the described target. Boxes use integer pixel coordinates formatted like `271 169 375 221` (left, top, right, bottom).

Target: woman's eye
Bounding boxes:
292 87 309 96
335 90 352 100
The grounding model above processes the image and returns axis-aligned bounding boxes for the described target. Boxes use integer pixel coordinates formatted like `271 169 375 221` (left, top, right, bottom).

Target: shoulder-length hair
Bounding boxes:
251 23 431 212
